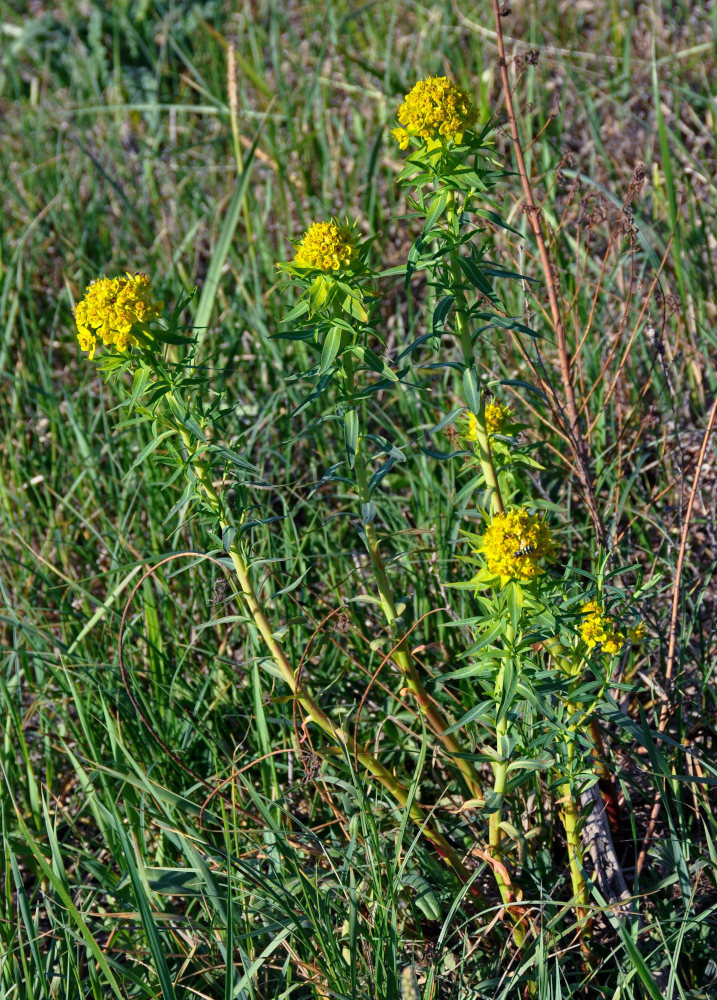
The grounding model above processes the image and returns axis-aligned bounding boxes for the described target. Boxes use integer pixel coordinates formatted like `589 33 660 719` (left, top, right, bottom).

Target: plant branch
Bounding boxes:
161 404 471 878
446 191 505 515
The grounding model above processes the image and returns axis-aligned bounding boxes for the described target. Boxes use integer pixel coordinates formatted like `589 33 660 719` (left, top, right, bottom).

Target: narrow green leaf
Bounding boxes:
496 659 518 725
463 367 481 414
320 325 343 373
114 823 179 1000
344 409 359 469
126 428 176 477
9 850 51 999
423 188 450 232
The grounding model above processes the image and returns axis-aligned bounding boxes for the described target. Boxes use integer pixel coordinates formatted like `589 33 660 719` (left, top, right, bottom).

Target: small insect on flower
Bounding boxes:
74 272 162 360
293 219 359 273
513 544 536 558
459 401 513 447
477 508 554 586
392 75 477 150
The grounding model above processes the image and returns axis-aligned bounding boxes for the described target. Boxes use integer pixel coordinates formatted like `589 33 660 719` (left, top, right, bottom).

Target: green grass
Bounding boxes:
2 1 717 997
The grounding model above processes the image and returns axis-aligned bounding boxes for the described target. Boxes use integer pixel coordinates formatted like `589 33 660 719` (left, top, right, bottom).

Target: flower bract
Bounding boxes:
293 220 359 273
75 273 162 359
478 508 554 585
392 76 477 149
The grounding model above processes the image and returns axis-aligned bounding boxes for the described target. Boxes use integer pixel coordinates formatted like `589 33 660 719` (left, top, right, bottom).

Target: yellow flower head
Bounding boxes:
293 220 359 272
628 622 647 643
75 272 162 359
479 509 554 584
485 400 513 435
461 412 480 443
460 401 513 445
392 76 477 149
579 600 624 656
601 631 625 656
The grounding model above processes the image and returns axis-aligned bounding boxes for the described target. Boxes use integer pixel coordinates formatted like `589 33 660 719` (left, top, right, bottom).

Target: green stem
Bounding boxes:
488 627 525 948
560 770 590 921
165 402 469 876
545 639 591 924
488 701 509 880
445 190 504 515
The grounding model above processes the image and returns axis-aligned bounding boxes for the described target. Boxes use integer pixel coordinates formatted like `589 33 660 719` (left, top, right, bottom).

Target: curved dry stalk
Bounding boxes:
584 229 676 432
351 606 452 770
636 392 717 876
491 0 605 546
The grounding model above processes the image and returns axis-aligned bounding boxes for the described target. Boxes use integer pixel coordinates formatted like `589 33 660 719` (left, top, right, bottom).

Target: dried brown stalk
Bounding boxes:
636 393 717 876
491 0 605 545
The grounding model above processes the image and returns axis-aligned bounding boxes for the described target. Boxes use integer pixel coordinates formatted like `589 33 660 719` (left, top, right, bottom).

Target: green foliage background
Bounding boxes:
2 1 716 997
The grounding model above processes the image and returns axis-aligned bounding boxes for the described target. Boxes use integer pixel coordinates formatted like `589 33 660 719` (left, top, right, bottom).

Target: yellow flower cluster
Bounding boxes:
392 76 477 150
485 400 513 435
294 220 358 272
579 602 647 655
75 273 162 359
579 601 624 656
628 622 647 643
479 509 554 584
461 401 513 444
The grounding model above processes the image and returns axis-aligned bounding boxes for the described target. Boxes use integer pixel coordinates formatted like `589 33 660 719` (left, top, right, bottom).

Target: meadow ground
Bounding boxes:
2 1 717 997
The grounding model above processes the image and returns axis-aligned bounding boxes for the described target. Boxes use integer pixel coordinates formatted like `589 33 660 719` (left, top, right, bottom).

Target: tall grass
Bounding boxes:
2 1 716 997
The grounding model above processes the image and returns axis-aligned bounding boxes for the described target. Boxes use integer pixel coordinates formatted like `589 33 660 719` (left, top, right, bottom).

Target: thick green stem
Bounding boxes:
488 706 509 879
560 722 590 925
445 190 504 515
488 639 525 948
545 640 591 924
463 614 526 946
560 774 590 920
168 408 468 876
